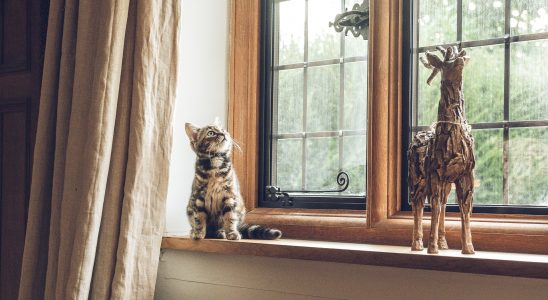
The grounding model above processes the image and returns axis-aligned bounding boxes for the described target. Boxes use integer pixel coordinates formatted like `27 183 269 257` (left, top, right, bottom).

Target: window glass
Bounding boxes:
510 40 548 121
411 0 548 208
278 0 305 65
418 0 457 47
462 0 505 40
268 0 368 203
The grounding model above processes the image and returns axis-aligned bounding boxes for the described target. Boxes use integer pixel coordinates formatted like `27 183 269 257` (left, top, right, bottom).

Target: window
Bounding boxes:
228 0 548 255
259 0 368 209
403 0 548 214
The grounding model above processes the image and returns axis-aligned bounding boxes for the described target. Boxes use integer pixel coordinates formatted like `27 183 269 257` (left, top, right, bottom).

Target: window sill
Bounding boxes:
161 236 548 279
242 208 548 254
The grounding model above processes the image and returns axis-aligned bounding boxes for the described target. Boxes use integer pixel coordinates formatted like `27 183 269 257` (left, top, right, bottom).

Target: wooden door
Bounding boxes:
0 0 48 298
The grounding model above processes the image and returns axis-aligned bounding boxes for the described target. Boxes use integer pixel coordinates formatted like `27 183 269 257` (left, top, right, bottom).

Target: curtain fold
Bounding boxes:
18 0 180 298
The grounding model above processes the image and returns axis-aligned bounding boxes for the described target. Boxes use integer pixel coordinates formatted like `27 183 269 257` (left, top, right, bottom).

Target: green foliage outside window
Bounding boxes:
272 0 547 206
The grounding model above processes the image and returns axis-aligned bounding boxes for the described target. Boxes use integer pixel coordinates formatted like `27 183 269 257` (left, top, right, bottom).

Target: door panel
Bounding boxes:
0 0 48 298
0 101 29 299
0 0 29 72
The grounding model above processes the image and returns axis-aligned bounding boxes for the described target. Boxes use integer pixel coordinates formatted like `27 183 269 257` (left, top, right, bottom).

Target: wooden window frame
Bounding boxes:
227 0 548 255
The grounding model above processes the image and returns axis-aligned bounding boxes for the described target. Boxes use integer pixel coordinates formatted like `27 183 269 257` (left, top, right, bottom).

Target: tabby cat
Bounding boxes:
185 122 282 240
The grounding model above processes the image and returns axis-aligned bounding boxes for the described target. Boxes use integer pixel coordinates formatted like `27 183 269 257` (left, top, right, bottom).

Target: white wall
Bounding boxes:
156 250 548 300
157 1 548 299
165 0 229 235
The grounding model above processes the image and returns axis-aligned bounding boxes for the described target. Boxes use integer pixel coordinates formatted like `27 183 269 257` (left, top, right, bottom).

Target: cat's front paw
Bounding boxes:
215 229 226 239
190 228 206 240
226 231 241 240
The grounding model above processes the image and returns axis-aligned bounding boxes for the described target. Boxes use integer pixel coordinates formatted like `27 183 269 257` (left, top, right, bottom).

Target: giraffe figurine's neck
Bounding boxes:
437 78 467 125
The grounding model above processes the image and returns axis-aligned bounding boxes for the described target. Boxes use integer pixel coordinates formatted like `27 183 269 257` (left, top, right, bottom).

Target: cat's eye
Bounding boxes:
206 131 216 137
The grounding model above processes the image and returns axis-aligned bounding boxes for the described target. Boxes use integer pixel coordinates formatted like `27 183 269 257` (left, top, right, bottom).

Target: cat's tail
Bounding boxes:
238 223 282 240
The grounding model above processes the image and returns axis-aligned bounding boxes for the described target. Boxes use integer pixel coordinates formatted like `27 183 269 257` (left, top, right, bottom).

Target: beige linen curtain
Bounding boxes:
18 0 180 298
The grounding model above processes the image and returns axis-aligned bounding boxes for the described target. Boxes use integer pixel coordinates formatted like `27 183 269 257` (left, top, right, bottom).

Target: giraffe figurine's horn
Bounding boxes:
426 68 440 86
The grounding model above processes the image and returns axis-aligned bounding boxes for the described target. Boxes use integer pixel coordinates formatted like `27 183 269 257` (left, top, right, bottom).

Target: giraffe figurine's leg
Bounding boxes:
427 177 444 254
411 194 425 251
408 138 429 251
437 183 452 250
456 173 475 254
427 196 441 254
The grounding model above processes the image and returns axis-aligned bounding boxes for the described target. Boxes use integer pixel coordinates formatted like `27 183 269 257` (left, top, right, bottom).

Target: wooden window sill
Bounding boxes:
242 208 548 255
161 236 548 279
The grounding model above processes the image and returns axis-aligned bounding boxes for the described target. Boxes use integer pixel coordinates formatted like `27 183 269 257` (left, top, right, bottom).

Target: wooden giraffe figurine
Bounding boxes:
408 45 475 254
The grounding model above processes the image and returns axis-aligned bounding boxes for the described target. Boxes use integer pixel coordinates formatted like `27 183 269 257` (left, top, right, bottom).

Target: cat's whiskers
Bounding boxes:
230 137 242 153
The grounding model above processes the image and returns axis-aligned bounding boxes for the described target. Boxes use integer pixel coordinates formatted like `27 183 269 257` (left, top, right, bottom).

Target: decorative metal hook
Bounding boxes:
285 171 350 193
265 172 350 207
329 0 370 40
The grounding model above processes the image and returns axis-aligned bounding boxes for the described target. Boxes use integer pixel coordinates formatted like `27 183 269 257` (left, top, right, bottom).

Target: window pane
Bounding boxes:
509 127 548 206
463 45 504 124
418 0 457 47
510 0 548 36
266 0 368 207
416 45 505 126
473 129 504 205
342 135 366 195
278 0 305 65
307 64 339 132
410 0 548 212
510 40 548 121
416 55 440 125
277 69 304 134
344 61 367 130
462 0 505 41
344 0 368 57
345 36 368 58
305 137 339 190
276 138 303 190
308 0 341 61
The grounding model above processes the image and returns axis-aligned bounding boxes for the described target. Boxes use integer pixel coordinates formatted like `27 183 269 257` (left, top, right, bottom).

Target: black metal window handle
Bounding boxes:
265 172 350 207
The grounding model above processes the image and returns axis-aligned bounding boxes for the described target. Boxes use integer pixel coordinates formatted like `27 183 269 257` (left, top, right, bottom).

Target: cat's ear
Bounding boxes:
213 117 222 128
185 123 199 142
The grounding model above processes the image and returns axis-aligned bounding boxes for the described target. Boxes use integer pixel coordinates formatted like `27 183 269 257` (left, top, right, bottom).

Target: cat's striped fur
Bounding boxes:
185 122 282 240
